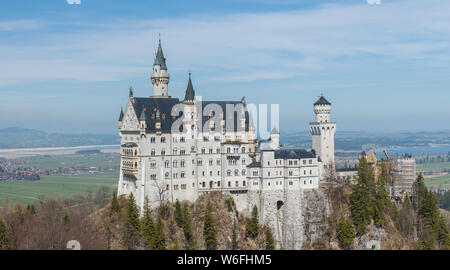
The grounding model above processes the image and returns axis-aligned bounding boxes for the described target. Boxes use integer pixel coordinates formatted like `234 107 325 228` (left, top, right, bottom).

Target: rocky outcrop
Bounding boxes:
301 188 332 248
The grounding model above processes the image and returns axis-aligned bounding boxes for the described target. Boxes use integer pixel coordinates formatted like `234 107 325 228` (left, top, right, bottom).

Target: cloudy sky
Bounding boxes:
0 0 449 134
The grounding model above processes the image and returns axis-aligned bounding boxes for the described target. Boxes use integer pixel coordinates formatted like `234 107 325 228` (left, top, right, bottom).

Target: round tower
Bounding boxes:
151 39 170 97
310 95 336 170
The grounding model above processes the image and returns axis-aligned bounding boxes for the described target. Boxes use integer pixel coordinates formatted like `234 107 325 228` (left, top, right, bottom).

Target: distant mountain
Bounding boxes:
0 127 120 149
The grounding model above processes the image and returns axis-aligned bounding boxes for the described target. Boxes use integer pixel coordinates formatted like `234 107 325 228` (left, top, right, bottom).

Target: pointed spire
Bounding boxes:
129 86 133 98
119 107 124 121
154 38 167 70
314 95 331 106
140 108 147 121
184 71 195 102
270 127 279 135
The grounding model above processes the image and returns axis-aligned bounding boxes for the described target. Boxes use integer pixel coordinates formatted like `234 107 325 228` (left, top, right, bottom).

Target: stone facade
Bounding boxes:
117 40 339 249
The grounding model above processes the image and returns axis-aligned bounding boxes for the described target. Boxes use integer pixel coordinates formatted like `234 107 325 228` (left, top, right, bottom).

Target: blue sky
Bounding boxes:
0 0 449 134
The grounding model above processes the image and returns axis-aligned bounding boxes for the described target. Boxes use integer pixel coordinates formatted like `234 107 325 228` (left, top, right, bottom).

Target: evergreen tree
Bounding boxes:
373 164 390 226
124 193 140 249
203 201 217 250
336 216 355 249
182 204 196 249
111 190 120 214
153 215 167 250
350 155 374 235
265 227 275 250
231 220 238 250
174 200 183 227
0 218 9 250
246 205 259 238
141 197 155 249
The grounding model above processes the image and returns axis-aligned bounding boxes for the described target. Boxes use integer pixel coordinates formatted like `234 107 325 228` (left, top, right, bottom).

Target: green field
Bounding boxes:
417 162 450 172
21 153 120 170
424 174 450 188
0 171 118 206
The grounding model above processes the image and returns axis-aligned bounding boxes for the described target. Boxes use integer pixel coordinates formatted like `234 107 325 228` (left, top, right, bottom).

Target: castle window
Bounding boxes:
174 184 178 190
181 172 185 178
243 181 246 186
151 149 155 156
209 159 213 166
309 159 312 164
173 161 177 167
192 171 195 176
202 171 205 177
191 146 195 153
201 148 206 154
181 184 186 190
197 159 203 166
161 149 166 156
181 160 185 167
234 169 239 176
165 172 169 179
235 181 239 187
310 180 312 184
304 180 306 185
210 171 213 176
289 181 293 186
268 161 270 166
173 148 178 155
151 137 155 143
241 147 245 153
310 170 312 175
242 159 246 165
289 171 293 176
165 160 170 168
217 171 220 176
227 148 231 154
166 184 170 190
217 181 221 187
161 137 166 143
209 148 213 154
216 159 221 165
180 137 185 142
228 181 231 187
216 148 220 153
242 169 246 176
150 160 156 168
227 170 231 176
303 160 306 165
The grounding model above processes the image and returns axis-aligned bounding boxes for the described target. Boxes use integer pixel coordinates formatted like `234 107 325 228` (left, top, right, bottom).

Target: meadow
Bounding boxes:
0 171 118 206
21 153 120 169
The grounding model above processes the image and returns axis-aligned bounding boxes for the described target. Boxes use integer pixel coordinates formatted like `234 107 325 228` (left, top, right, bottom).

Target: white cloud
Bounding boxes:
67 0 81 5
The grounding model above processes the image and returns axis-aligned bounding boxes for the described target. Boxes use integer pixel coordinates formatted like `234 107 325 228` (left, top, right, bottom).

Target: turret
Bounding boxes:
184 72 195 104
310 95 336 172
118 107 124 129
270 127 280 150
313 95 331 123
151 39 170 97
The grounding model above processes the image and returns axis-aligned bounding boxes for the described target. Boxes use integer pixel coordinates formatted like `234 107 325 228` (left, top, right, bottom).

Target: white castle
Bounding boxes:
117 40 337 248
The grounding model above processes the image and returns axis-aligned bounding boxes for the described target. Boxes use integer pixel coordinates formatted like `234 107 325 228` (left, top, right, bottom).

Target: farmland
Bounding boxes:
0 171 118 206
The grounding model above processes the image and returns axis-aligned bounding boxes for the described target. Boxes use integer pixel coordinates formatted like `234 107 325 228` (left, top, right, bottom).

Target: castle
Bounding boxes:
117 40 337 248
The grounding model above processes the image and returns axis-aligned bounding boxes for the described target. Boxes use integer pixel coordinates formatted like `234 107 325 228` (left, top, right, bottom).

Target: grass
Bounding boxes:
0 171 118 206
417 162 450 172
424 174 450 188
20 153 120 170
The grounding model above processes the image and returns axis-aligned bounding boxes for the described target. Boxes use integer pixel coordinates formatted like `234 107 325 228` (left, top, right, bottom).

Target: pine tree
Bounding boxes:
141 197 155 249
336 216 355 249
111 190 120 214
174 200 183 227
246 205 259 238
182 204 196 250
203 201 217 250
231 220 238 250
373 164 390 226
124 193 140 249
265 227 275 250
153 215 166 250
351 155 373 235
0 218 9 250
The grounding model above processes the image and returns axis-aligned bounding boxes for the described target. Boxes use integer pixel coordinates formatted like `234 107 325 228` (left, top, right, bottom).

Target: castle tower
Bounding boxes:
151 39 170 97
310 95 336 169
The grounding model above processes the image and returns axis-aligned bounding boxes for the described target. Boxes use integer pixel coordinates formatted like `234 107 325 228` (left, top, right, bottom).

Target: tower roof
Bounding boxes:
118 107 124 121
184 72 195 101
153 39 167 70
270 127 279 135
314 95 331 106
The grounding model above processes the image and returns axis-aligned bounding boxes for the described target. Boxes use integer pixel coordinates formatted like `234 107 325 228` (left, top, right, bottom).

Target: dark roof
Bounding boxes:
184 73 195 101
153 39 167 70
130 97 250 132
201 101 250 132
314 95 331 106
132 97 182 132
247 161 261 168
119 107 124 121
270 127 279 135
274 149 315 159
121 142 138 147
